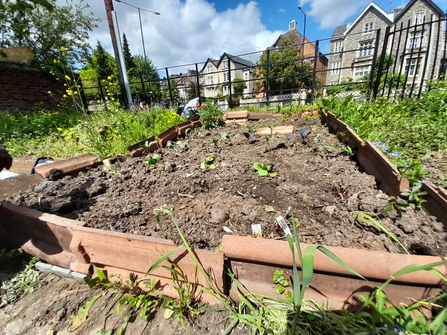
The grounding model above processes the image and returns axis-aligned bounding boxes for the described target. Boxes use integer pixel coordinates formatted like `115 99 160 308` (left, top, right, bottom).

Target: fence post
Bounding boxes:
139 71 146 98
266 49 270 106
77 75 88 111
165 67 173 106
195 63 201 101
371 26 390 99
228 55 233 109
310 40 319 104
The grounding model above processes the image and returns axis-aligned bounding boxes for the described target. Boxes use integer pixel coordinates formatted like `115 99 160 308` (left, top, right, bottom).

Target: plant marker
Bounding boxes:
276 216 292 236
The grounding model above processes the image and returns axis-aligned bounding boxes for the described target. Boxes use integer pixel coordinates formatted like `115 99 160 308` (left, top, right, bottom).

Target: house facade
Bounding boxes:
327 0 445 88
200 53 256 99
272 20 328 91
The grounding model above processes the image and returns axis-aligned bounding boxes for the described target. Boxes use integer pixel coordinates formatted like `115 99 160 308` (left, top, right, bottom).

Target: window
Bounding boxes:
405 58 422 76
223 59 228 69
331 62 340 75
207 65 212 73
359 41 373 57
334 41 343 53
408 32 425 48
354 65 370 79
207 75 213 84
244 72 249 80
415 13 425 25
364 22 373 33
223 72 228 82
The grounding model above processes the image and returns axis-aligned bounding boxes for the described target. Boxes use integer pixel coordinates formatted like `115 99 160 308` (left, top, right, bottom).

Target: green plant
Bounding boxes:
161 260 200 329
342 145 355 156
200 156 216 170
0 249 46 306
199 103 224 129
401 182 428 210
352 211 409 254
273 269 292 299
253 162 277 177
210 132 230 146
143 153 159 167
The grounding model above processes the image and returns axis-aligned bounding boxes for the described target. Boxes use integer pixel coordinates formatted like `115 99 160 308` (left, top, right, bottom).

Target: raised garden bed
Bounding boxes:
2 111 447 308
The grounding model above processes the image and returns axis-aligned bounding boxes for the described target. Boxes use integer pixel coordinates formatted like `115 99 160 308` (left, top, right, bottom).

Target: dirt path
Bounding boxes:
8 117 446 256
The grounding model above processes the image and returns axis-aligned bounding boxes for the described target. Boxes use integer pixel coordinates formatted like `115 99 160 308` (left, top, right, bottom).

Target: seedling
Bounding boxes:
401 182 427 210
102 165 118 175
273 269 292 299
200 156 216 170
342 145 355 156
253 162 277 177
143 153 159 167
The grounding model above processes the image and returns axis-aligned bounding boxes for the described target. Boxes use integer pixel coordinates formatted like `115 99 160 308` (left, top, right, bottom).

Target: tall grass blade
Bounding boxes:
146 246 182 275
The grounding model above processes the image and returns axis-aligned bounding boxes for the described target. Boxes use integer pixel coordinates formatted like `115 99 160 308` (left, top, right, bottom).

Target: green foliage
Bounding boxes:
143 153 159 167
0 108 184 159
232 78 247 98
200 156 215 170
0 0 99 67
272 269 291 299
352 211 409 254
255 33 314 94
322 85 447 188
0 249 46 306
122 33 136 76
131 55 160 102
401 182 428 210
253 162 277 177
199 103 224 129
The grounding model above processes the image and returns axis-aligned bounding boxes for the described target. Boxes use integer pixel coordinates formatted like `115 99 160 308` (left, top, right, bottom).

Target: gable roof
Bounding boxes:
331 24 348 41
344 1 393 35
199 58 218 73
217 52 254 69
394 0 445 22
271 29 305 48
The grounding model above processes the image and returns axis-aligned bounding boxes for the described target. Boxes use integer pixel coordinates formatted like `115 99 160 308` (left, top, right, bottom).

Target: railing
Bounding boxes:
80 16 446 110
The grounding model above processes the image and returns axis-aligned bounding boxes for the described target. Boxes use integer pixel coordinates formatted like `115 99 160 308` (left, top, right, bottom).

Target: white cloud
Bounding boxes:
62 0 283 72
298 0 370 29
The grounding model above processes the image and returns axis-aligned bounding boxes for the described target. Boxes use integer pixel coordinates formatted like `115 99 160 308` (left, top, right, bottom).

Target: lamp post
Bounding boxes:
115 0 160 97
297 6 307 43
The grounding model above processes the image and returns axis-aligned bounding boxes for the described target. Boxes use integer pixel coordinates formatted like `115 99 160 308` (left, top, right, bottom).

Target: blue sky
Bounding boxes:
68 0 447 71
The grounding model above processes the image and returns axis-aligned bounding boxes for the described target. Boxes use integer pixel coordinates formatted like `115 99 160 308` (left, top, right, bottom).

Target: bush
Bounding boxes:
199 103 224 129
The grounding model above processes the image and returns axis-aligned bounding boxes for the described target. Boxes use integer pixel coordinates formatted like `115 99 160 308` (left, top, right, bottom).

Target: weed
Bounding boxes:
272 269 292 299
102 165 118 175
199 103 224 129
352 211 409 254
143 153 159 167
401 181 428 210
342 145 356 157
201 156 216 170
253 162 277 177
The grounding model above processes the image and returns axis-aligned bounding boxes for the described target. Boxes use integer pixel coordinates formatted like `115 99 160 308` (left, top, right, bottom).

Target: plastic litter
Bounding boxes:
276 216 292 236
251 224 262 237
299 127 310 144
223 226 233 234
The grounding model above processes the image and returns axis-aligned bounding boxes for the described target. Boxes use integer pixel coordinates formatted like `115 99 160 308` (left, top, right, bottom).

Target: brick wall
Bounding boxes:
0 62 64 112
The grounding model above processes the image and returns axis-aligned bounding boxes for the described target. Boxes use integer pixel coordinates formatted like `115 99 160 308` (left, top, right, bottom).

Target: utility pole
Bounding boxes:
104 0 129 107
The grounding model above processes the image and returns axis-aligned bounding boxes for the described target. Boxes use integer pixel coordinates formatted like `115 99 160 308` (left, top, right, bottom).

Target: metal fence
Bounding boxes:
80 15 446 110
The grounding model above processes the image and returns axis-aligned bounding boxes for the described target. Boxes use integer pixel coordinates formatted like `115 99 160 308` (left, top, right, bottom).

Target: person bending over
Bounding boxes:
0 145 13 173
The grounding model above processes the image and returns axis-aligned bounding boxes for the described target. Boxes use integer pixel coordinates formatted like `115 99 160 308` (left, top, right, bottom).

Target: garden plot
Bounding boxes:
10 117 447 256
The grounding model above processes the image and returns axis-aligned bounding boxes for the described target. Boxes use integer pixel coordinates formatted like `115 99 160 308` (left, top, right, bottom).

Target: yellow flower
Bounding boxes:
57 127 63 131
64 75 70 81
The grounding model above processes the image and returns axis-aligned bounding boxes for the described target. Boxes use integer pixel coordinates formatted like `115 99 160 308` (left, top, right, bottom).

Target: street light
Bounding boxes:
115 0 160 96
297 6 306 42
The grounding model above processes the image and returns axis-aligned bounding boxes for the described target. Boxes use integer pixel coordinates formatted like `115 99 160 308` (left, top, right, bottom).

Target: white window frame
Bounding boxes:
415 13 425 25
405 57 422 77
354 65 371 80
207 64 212 73
364 22 373 33
207 75 214 84
331 62 340 75
359 41 374 57
223 72 228 82
334 41 342 53
408 32 425 48
223 59 228 70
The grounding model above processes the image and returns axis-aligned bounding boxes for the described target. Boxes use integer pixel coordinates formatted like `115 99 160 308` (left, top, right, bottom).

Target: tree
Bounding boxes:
132 55 160 101
254 34 313 95
91 41 116 80
0 0 99 67
122 33 136 76
232 78 247 98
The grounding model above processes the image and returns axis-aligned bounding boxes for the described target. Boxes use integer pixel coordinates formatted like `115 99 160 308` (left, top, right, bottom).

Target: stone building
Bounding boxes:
327 0 445 89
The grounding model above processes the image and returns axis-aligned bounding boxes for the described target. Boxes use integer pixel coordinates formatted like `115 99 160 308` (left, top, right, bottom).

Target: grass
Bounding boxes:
0 106 185 160
319 82 447 188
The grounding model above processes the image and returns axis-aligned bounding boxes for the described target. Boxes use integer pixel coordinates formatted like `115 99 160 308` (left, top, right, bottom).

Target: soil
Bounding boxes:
0 272 250 335
6 117 447 256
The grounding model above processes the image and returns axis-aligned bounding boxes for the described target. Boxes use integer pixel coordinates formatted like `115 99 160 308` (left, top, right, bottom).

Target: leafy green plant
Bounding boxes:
143 153 159 167
210 132 229 146
401 182 428 210
273 269 292 299
352 211 409 254
199 103 224 129
200 156 216 170
342 145 355 157
253 162 277 177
